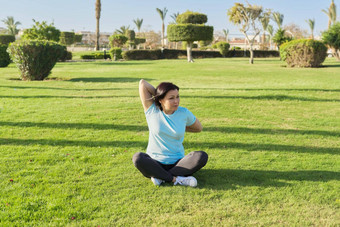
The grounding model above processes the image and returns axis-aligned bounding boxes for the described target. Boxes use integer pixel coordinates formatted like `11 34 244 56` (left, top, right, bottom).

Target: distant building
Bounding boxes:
76 31 111 46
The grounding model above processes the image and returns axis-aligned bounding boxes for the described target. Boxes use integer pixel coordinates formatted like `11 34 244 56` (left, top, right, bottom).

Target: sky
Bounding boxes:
0 0 339 38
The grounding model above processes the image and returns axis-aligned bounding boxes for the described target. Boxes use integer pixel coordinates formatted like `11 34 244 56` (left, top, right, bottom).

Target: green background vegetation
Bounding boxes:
0 58 339 226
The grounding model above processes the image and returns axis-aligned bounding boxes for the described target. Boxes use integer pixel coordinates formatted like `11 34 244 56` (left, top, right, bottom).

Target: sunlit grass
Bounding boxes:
0 57 339 226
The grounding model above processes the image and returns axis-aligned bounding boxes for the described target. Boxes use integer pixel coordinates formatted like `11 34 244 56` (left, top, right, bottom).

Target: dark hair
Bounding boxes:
154 82 179 110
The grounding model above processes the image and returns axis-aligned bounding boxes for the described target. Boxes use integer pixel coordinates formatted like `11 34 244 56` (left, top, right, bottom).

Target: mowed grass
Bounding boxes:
0 57 339 226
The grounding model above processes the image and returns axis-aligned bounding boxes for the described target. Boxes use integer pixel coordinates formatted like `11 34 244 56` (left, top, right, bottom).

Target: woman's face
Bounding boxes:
159 89 180 114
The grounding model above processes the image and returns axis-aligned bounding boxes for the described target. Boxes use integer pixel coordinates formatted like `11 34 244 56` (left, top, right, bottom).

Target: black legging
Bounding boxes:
132 151 208 182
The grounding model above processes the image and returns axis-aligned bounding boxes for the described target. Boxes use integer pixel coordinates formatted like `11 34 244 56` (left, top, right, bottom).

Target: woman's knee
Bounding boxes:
132 152 145 166
190 151 208 164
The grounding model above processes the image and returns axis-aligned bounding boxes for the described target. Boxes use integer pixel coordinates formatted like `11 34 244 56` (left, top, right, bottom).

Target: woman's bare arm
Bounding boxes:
139 79 156 111
186 119 203 133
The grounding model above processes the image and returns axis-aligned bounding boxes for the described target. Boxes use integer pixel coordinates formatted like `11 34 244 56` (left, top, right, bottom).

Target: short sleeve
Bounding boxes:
186 109 196 126
145 103 157 115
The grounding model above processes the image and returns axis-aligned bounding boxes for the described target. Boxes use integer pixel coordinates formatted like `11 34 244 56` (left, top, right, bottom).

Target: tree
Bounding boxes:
156 7 168 48
284 23 308 39
1 16 21 36
170 12 179 23
273 28 292 57
222 29 229 41
272 12 284 29
306 19 315 39
322 0 337 29
21 20 60 42
228 2 268 64
95 0 101 50
114 26 130 35
267 24 274 49
167 11 213 62
260 11 271 46
322 22 340 60
133 18 143 34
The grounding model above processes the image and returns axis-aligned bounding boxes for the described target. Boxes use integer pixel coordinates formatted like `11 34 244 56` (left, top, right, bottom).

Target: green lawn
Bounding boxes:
0 57 339 226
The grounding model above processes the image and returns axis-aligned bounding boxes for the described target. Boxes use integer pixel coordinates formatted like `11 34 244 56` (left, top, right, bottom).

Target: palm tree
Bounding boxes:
222 29 229 42
260 11 270 46
95 0 101 50
156 7 168 48
133 18 143 34
272 12 284 29
1 16 21 36
267 24 274 50
170 12 179 23
114 26 130 35
322 0 337 28
306 19 315 39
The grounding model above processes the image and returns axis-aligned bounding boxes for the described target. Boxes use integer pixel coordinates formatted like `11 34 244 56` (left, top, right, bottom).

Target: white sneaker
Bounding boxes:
151 177 164 186
174 176 197 187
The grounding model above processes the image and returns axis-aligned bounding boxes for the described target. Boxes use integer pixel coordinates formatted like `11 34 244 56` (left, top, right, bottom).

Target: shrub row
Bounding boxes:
0 35 15 45
122 49 280 60
0 44 11 67
80 52 111 59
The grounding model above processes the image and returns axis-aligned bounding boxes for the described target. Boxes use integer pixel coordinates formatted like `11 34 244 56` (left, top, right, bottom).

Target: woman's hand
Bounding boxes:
186 119 203 133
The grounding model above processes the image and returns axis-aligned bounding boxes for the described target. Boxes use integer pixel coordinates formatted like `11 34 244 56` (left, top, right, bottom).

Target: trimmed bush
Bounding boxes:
58 46 72 62
215 41 230 57
74 34 83 43
176 11 208 24
0 44 11 67
122 50 162 60
7 40 64 80
0 35 15 45
109 47 122 61
109 34 128 48
126 30 135 41
168 24 213 42
59 32 75 45
280 39 327 67
80 52 111 60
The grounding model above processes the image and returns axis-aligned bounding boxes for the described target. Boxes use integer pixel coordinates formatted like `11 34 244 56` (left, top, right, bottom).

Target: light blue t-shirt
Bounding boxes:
145 103 196 164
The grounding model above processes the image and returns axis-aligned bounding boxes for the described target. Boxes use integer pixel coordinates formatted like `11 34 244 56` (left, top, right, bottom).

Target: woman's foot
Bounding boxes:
151 177 164 186
174 176 197 187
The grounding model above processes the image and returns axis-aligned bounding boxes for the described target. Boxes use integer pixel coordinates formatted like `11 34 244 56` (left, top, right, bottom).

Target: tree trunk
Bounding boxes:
187 42 194 63
95 18 100 50
161 22 165 48
249 44 254 64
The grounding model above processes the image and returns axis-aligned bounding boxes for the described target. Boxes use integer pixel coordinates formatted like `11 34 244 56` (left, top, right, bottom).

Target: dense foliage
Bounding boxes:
109 34 128 48
322 22 340 60
74 34 83 43
167 24 213 42
0 44 11 67
109 47 123 60
21 20 61 42
122 50 162 60
0 35 15 45
176 11 208 24
59 32 75 45
215 41 230 57
7 40 64 80
280 39 327 67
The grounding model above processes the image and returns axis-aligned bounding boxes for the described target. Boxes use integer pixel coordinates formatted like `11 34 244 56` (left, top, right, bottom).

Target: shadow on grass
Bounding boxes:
183 88 340 92
2 121 339 138
0 85 134 91
196 169 340 189
181 95 340 102
0 138 338 155
68 77 142 83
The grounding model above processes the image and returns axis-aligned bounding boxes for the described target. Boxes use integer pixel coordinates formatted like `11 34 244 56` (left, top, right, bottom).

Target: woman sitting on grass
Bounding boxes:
132 79 208 187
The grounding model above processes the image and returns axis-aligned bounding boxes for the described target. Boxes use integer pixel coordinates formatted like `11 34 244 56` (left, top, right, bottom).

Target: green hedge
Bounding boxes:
58 46 72 62
123 50 162 60
0 44 11 67
7 40 64 80
0 35 15 45
280 39 327 67
59 32 75 45
167 24 214 42
80 51 111 60
122 49 280 60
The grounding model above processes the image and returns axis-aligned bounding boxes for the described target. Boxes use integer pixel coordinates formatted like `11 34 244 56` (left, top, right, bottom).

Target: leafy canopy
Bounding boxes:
21 20 61 42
